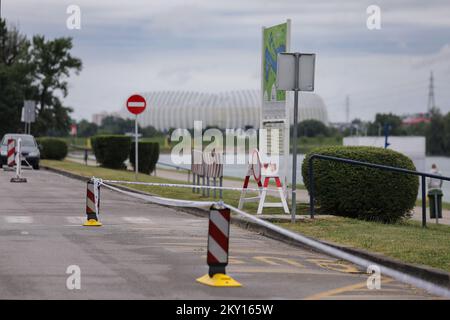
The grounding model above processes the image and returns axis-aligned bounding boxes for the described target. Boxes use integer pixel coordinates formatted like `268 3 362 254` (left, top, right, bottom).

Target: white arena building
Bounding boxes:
120 90 328 131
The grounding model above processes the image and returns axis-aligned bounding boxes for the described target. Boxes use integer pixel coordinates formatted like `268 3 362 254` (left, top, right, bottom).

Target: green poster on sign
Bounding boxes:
263 22 287 102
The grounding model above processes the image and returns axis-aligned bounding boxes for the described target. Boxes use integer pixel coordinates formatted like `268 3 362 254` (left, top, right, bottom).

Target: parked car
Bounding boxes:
0 134 40 169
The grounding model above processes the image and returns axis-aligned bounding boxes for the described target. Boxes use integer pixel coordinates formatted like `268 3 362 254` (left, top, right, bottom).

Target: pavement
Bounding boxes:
0 168 439 299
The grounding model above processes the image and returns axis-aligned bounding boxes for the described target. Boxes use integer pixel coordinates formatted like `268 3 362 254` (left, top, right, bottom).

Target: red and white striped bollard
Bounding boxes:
196 204 241 287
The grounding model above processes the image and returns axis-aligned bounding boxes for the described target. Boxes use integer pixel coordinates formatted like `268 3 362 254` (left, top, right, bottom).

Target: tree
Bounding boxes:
441 111 450 156
0 19 33 137
77 119 98 137
98 116 135 135
30 35 82 136
295 120 329 137
367 113 404 136
0 19 82 137
141 125 161 137
426 108 445 155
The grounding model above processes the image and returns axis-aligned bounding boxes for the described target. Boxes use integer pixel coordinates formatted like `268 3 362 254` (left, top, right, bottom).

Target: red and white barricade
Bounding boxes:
196 204 241 287
238 149 263 209
238 149 289 214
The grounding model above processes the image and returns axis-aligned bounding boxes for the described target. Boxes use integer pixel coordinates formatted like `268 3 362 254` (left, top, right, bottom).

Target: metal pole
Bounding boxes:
291 53 300 223
435 194 439 224
135 115 138 181
421 176 426 227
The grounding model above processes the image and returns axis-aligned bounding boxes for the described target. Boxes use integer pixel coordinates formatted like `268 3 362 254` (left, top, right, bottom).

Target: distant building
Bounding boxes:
402 113 430 125
117 90 329 131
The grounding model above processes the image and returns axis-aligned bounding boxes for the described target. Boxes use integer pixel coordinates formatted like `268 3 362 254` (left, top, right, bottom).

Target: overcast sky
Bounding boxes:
3 0 450 122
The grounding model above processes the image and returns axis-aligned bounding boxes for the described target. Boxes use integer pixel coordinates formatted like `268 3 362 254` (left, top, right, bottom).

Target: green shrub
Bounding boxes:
302 146 419 223
130 142 160 174
36 138 68 160
91 135 131 169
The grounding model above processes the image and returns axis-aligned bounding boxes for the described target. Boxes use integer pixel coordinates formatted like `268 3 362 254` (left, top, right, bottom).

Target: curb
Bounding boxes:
42 165 450 289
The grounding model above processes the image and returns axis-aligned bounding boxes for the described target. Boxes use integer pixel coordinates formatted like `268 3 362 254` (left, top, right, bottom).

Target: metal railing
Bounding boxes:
308 154 450 227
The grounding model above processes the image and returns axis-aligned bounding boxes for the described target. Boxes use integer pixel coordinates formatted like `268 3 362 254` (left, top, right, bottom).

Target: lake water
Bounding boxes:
158 154 450 202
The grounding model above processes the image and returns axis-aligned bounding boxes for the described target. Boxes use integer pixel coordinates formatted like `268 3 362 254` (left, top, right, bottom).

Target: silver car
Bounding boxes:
0 134 40 169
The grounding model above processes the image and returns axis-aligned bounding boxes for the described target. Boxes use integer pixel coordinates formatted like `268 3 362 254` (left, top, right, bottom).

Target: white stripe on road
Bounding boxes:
4 216 33 223
66 216 85 224
122 217 153 224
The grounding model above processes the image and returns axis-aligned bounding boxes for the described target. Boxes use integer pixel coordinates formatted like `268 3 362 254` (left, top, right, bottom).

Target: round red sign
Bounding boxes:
126 94 147 115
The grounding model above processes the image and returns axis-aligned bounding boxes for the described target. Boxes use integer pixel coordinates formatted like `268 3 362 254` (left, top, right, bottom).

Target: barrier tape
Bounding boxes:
91 176 450 297
100 179 297 193
99 180 214 209
224 203 450 298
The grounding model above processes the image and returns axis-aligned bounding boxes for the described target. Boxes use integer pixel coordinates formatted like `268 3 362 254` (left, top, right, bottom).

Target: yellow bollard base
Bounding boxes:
83 219 102 227
196 273 242 287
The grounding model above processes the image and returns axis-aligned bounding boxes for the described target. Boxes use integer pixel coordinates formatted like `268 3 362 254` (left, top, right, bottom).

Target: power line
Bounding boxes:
427 71 436 112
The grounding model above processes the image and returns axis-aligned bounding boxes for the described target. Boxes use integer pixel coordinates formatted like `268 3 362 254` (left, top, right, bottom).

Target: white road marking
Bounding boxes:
122 217 152 224
66 216 85 224
5 216 33 223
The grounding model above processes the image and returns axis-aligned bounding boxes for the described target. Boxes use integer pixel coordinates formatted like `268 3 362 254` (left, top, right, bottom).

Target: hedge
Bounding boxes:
91 135 131 169
130 142 160 174
36 138 68 160
302 146 419 223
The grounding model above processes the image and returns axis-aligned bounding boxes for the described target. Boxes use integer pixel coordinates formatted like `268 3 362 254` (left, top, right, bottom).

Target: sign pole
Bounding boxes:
135 114 138 181
291 53 300 223
277 52 316 222
126 94 147 181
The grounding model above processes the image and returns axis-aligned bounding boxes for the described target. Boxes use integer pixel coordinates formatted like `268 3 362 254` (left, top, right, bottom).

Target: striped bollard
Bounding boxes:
83 179 102 227
10 138 27 183
196 204 241 287
7 139 15 167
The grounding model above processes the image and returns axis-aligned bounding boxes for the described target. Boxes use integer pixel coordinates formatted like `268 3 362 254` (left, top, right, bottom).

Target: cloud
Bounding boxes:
3 0 450 122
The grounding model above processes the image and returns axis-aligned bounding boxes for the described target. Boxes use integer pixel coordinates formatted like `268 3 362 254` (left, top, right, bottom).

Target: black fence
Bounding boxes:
308 154 450 227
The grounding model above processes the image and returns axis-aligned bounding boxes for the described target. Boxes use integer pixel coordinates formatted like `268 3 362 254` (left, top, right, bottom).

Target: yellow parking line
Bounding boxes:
304 278 394 300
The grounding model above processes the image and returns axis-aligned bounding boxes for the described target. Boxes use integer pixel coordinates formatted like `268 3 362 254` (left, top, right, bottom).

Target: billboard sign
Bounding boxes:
263 22 288 104
260 20 291 194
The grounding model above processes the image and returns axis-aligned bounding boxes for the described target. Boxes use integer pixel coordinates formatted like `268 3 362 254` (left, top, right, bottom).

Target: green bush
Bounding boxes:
36 138 68 160
91 135 131 169
302 146 419 223
130 142 160 174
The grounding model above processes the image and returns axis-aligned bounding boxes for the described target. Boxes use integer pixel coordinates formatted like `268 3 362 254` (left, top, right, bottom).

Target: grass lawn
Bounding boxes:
294 136 342 154
41 159 306 215
278 216 450 272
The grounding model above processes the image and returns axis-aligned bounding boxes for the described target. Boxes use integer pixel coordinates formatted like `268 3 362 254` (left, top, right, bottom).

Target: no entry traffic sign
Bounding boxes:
126 94 147 180
126 94 147 115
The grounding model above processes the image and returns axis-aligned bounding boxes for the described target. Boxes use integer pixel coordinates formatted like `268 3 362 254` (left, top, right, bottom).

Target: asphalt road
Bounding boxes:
0 169 437 299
